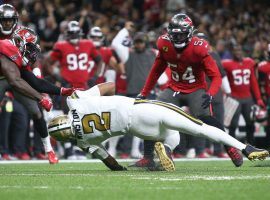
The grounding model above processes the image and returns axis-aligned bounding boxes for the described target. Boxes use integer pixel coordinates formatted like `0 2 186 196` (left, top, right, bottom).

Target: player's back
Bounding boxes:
67 95 135 145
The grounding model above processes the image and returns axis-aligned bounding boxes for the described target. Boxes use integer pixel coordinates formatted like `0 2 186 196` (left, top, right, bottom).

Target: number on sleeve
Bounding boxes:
82 112 111 134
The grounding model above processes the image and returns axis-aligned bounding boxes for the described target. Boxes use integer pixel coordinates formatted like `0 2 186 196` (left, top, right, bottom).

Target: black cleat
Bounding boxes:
225 146 243 167
154 142 175 171
242 144 269 161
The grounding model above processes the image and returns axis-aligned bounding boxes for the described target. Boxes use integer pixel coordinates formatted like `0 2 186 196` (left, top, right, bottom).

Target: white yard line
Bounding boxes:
0 157 255 164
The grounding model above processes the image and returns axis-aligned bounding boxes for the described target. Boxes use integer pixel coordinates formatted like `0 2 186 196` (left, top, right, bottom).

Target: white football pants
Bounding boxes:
129 102 246 151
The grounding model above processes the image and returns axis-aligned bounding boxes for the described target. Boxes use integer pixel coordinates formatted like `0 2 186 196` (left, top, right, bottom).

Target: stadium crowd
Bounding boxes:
0 0 270 161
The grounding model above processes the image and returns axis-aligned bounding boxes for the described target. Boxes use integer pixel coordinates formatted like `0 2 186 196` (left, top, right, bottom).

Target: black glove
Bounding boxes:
103 155 128 171
201 93 213 109
136 93 146 100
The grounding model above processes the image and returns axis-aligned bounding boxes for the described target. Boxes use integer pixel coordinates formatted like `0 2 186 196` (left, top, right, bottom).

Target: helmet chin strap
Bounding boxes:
70 39 79 45
173 42 187 49
93 41 101 47
0 28 13 35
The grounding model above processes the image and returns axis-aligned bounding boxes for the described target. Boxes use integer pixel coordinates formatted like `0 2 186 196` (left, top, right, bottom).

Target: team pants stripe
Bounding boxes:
134 99 203 125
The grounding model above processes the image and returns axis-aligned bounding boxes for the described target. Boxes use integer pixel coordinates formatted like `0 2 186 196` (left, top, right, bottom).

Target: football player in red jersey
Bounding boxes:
0 10 76 163
134 13 243 168
222 44 265 145
47 21 103 89
88 26 122 84
258 44 270 100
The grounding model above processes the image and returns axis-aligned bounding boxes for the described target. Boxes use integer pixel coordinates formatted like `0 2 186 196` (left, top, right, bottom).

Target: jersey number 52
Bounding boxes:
82 112 111 134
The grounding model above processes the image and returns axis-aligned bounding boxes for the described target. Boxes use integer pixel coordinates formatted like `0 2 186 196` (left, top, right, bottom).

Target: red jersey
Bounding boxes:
93 47 113 84
258 61 270 97
50 39 100 88
0 40 23 76
141 35 221 96
222 58 261 100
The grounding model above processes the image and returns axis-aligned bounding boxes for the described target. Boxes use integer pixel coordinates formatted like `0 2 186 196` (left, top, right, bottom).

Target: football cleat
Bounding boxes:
35 153 47 160
128 157 156 169
47 151 59 164
154 142 175 171
242 145 269 161
225 146 243 167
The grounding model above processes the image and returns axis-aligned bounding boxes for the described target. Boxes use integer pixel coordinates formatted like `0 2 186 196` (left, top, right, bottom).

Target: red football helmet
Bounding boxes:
167 13 194 49
11 27 40 66
250 105 268 123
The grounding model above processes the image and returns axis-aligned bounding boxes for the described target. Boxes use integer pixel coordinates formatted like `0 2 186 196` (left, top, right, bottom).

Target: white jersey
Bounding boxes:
66 86 134 148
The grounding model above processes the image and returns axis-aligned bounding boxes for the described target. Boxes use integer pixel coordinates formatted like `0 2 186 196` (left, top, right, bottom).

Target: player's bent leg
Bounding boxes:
13 92 58 164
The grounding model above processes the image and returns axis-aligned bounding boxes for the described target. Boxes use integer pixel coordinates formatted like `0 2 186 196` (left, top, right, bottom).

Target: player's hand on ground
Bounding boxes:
136 93 146 100
103 155 128 171
201 93 213 108
257 99 266 109
39 97 53 112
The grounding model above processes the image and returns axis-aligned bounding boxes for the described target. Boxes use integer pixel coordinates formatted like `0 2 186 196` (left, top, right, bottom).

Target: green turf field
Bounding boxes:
0 160 270 200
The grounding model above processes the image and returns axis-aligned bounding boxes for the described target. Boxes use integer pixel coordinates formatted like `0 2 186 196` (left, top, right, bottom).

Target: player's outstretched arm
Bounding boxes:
97 82 115 96
83 145 127 171
0 56 42 101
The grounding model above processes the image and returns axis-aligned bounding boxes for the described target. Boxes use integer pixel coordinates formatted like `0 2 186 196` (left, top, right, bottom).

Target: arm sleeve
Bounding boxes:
20 70 61 95
221 76 231 94
202 54 222 96
50 43 61 61
141 51 167 96
250 65 262 101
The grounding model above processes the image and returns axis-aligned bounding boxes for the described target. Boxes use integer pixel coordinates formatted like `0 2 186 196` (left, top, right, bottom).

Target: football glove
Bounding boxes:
39 97 53 112
257 99 266 109
201 93 213 109
60 87 84 96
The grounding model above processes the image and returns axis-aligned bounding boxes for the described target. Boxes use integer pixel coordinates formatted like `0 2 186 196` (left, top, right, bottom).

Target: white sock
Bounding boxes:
131 137 141 153
201 124 246 150
108 136 121 157
41 136 53 153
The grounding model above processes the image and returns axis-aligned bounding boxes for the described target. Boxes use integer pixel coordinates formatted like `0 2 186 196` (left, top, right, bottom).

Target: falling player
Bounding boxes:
47 83 269 171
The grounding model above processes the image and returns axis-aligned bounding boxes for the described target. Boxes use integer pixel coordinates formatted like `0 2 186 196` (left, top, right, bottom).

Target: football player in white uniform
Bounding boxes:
48 83 269 171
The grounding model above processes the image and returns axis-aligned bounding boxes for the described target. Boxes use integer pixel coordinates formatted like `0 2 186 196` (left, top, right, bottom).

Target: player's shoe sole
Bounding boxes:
154 142 175 171
242 145 269 161
248 151 269 161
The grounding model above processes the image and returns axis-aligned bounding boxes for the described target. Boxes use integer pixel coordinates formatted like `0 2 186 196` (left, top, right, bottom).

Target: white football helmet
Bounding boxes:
48 115 75 142
65 21 83 44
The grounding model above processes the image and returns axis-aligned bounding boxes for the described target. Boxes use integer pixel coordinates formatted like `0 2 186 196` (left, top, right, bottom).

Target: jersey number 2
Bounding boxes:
82 112 111 134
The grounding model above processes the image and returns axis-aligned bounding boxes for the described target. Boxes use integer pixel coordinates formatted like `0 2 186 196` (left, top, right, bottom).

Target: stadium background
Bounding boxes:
1 0 270 160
